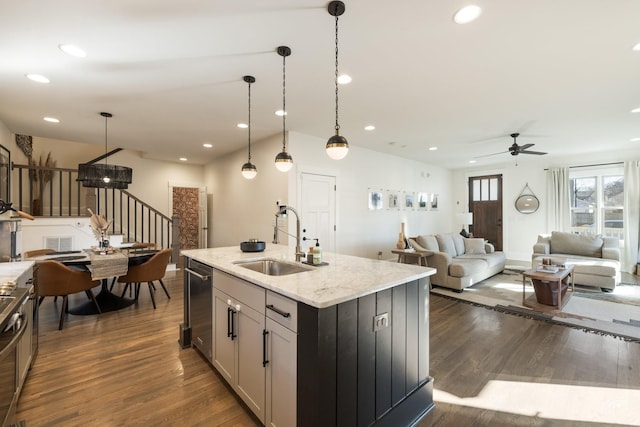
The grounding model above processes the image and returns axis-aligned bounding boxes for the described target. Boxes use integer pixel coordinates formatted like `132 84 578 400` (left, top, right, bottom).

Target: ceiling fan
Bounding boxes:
478 133 547 158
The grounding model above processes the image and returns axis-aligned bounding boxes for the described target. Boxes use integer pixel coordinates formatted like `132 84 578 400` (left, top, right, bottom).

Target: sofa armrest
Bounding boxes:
533 242 550 255
602 237 621 261
425 251 452 285
484 242 495 253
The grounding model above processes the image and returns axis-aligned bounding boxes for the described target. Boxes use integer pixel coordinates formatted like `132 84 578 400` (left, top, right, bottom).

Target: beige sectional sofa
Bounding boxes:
532 231 621 291
409 233 506 292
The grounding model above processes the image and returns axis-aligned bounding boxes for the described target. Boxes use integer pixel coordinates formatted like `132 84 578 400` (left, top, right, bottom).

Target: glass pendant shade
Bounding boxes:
241 162 257 179
274 151 293 172
76 112 133 189
326 133 349 160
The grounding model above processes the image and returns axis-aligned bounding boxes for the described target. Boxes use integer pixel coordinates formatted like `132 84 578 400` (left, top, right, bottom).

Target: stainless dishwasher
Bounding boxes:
184 258 213 363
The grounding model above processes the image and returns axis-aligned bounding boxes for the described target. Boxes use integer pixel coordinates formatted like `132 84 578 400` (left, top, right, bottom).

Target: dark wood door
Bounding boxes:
469 174 503 251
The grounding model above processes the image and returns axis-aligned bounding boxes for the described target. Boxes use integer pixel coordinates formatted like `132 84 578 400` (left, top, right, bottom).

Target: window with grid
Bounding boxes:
569 170 624 240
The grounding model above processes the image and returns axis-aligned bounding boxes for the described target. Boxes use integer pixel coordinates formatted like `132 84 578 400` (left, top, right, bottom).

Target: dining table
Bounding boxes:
28 248 159 315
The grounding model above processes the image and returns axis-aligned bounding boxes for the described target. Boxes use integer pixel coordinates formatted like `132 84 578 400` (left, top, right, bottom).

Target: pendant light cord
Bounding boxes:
334 13 340 133
282 52 287 151
248 80 252 162
104 114 108 168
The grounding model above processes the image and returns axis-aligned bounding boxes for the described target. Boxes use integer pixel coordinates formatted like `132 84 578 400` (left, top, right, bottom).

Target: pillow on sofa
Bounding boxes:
416 235 439 252
464 238 486 255
550 231 603 258
451 233 466 256
435 234 457 257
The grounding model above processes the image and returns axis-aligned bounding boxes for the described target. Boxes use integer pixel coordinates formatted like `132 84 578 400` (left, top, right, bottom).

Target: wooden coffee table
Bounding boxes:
522 265 574 311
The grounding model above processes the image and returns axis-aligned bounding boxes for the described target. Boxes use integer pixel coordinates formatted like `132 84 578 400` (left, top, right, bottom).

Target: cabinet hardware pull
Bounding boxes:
230 309 237 340
185 268 209 281
266 304 290 318
227 307 232 338
262 330 269 367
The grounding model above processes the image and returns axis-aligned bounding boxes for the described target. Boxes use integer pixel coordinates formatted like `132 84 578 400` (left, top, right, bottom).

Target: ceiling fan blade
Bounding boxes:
518 143 534 151
519 150 547 155
475 150 509 158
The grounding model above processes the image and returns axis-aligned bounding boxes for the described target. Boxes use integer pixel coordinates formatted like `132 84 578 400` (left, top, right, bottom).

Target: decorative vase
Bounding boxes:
396 222 406 249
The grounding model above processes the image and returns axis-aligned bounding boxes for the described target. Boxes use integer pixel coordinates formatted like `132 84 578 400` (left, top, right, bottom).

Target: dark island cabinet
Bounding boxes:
297 277 433 426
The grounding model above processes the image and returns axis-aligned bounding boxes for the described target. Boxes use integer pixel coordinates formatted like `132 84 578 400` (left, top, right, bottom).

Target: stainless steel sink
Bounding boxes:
234 258 312 276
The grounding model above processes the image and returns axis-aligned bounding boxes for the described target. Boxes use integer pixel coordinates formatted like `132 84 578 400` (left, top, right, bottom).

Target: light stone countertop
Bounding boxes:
0 261 34 286
181 245 435 309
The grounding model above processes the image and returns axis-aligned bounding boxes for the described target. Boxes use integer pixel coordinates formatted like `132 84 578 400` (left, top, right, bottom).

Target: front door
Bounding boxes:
468 174 503 251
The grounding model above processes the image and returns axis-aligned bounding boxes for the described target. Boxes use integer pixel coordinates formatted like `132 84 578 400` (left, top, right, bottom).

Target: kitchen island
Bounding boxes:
181 245 436 427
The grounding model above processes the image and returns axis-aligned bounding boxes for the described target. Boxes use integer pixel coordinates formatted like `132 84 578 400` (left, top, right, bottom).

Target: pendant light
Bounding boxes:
326 1 349 160
77 112 133 189
241 75 258 179
274 45 293 172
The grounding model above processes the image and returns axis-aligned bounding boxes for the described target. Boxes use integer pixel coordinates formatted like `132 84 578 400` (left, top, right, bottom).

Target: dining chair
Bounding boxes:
116 248 172 309
35 260 101 330
23 248 56 258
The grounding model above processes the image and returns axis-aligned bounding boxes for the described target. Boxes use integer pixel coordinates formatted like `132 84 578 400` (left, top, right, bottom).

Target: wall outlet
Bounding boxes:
373 312 389 332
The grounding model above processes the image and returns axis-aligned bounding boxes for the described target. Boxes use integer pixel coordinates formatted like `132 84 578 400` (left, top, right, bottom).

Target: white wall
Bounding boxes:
203 131 452 259
204 134 287 248
453 148 640 262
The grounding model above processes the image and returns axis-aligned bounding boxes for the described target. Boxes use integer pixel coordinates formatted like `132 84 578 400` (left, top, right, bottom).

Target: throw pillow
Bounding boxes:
451 233 465 256
435 234 456 257
464 238 486 255
416 235 439 252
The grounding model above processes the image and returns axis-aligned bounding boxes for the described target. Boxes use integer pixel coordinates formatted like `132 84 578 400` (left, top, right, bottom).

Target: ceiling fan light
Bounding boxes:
275 151 293 172
326 134 349 160
241 162 257 179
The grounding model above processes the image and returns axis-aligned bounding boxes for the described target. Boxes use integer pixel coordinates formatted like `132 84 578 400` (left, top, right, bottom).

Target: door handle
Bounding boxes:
230 309 237 340
227 307 233 339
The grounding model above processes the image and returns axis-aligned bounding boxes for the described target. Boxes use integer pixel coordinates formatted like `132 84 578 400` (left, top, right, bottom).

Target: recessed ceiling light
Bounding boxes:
364 125 375 131
469 159 477 164
58 44 86 58
203 143 213 148
453 5 482 24
630 138 640 142
388 141 396 145
631 107 640 113
237 123 248 129
275 110 287 116
179 157 187 161
337 74 352 85
633 43 640 52
429 146 438 151
43 117 59 123
26 74 50 84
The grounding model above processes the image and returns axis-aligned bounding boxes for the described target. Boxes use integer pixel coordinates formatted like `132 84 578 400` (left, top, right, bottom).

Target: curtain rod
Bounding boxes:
544 161 623 171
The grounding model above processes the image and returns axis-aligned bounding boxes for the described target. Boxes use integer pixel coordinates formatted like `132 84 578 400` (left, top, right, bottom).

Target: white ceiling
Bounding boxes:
1 0 639 170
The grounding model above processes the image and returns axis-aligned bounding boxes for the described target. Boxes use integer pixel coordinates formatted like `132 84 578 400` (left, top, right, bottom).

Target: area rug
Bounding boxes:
430 272 640 342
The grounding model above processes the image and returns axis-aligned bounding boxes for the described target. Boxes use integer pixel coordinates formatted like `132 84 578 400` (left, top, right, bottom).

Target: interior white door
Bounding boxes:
300 173 336 253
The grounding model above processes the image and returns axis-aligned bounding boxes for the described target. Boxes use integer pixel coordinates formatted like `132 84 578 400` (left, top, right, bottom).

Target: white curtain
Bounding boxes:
623 160 640 273
546 167 570 232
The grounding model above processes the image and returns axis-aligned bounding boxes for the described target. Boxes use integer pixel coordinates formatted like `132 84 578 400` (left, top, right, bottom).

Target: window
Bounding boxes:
472 177 498 201
569 170 624 239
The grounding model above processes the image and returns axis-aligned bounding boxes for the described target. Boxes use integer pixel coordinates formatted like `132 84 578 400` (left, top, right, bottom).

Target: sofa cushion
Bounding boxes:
436 234 457 258
550 231 603 258
451 233 466 256
458 251 505 268
416 235 439 252
464 238 486 255
449 258 488 277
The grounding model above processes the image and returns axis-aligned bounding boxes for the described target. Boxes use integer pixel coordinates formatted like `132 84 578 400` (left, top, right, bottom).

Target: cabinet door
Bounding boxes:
265 318 297 427
212 289 235 384
235 303 266 423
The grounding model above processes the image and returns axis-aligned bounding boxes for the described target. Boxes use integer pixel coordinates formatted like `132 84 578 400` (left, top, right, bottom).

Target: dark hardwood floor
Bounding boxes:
16 268 640 426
